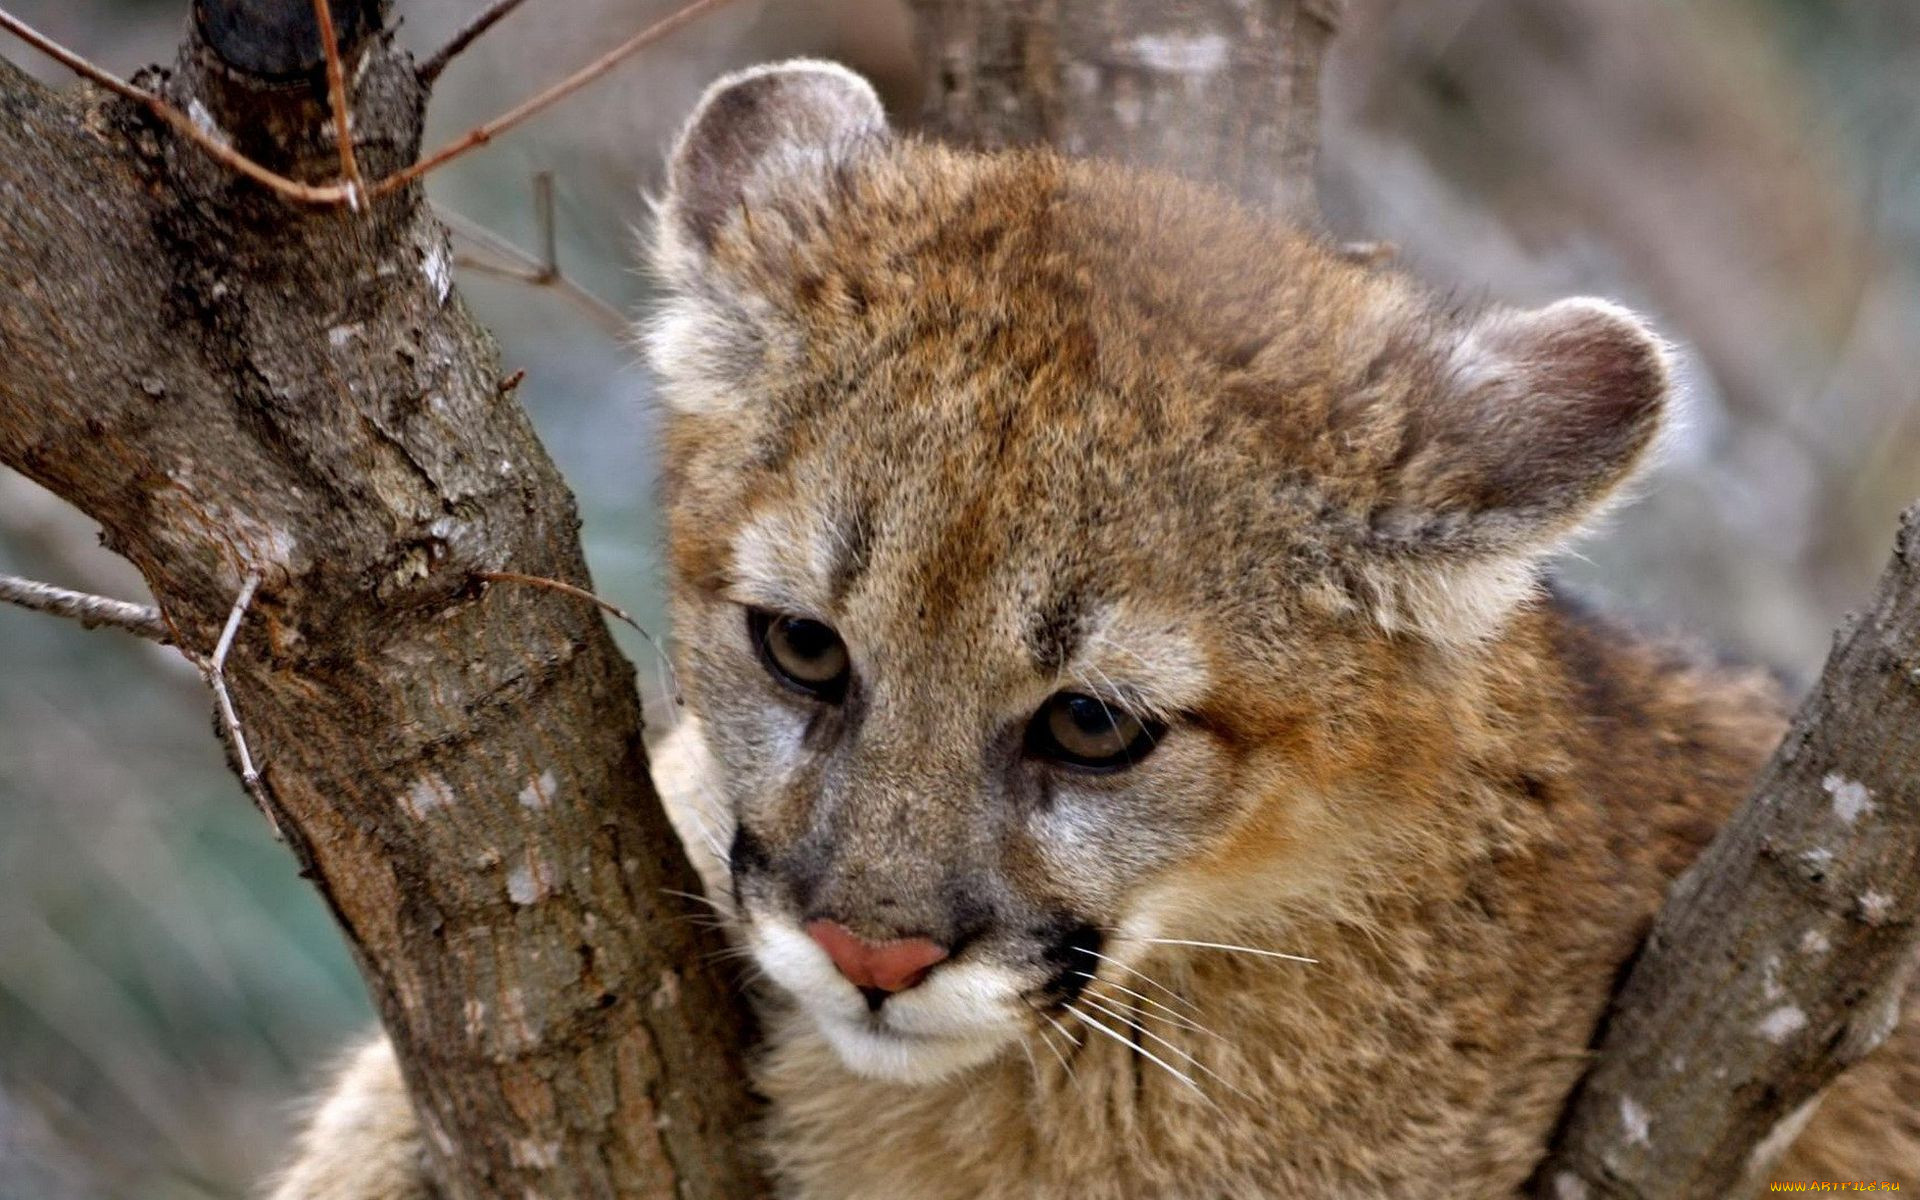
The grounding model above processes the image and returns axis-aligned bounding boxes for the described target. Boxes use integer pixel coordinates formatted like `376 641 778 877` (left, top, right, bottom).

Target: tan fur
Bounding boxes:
266 1040 428 1200
270 62 1920 1198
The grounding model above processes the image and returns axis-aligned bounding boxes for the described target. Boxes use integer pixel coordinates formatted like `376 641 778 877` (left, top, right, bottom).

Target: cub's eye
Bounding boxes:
749 609 850 701
1026 692 1162 772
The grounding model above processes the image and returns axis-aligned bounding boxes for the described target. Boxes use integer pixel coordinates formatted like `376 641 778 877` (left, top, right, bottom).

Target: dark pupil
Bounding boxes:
1065 694 1116 736
779 617 835 662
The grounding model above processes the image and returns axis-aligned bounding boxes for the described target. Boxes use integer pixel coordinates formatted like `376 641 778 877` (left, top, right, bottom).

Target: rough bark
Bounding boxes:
0 8 761 1200
905 0 1340 219
1537 504 1920 1198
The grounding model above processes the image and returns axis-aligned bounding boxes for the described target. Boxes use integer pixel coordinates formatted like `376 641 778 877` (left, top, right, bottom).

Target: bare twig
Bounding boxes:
457 250 634 336
311 0 365 209
534 172 558 278
477 570 681 705
3 0 736 209
193 574 279 837
418 0 532 84
438 186 629 338
371 0 743 198
0 571 172 643
0 6 354 205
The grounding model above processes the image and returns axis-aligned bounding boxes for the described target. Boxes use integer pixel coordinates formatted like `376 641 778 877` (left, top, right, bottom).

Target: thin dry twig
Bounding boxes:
371 0 743 198
477 570 681 705
0 571 173 643
311 0 365 209
0 7 353 205
438 178 629 337
2 0 739 210
419 0 532 84
192 573 280 837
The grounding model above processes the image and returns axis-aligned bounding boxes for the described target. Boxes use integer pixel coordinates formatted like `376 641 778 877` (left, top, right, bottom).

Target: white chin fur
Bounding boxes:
745 908 1027 1084
816 1016 1017 1083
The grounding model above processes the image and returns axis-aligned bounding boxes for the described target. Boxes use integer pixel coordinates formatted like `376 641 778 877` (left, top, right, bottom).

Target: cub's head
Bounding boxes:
645 61 1669 1083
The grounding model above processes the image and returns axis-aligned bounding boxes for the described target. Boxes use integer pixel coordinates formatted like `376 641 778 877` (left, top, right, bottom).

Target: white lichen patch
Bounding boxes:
1860 889 1895 923
1552 1172 1590 1200
507 855 554 906
509 1138 561 1169
1619 1096 1651 1147
328 322 362 348
187 98 231 146
651 969 682 1012
400 773 456 818
518 769 559 810
422 238 453 305
1822 772 1874 824
1125 31 1230 74
1757 1005 1808 1043
1799 929 1831 956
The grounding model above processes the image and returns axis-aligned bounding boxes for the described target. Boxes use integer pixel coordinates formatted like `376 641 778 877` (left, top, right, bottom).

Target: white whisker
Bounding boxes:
1033 1025 1074 1083
1063 1003 1216 1109
1077 993 1250 1101
1122 937 1316 964
1081 948 1201 1013
659 887 728 916
1076 973 1218 1038
1018 1033 1042 1089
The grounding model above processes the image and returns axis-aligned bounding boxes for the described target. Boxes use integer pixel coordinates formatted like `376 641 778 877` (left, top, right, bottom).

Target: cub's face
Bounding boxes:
646 62 1668 1082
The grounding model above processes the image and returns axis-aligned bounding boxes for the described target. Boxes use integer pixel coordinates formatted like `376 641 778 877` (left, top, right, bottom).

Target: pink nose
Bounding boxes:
804 920 949 994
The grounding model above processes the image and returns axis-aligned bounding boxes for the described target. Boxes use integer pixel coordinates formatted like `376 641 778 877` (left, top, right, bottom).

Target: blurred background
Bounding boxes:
1 0 1915 1194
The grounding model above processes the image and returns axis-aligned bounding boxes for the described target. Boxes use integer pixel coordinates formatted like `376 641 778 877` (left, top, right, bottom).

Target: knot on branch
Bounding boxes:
195 0 386 82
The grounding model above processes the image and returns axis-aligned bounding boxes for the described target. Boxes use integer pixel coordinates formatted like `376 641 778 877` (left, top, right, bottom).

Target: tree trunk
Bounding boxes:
1535 503 1920 1198
0 8 760 1199
906 0 1340 219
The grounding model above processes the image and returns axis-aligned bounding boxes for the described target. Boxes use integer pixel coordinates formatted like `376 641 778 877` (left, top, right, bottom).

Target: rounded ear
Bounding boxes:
1342 297 1671 646
1366 297 1671 557
658 59 889 262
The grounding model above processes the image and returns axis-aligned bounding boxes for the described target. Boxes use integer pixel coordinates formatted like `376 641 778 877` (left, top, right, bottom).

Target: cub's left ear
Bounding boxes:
656 59 889 275
1345 297 1671 644
1366 297 1671 557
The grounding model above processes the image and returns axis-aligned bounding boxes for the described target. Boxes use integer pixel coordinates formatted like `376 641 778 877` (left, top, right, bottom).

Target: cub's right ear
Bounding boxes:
657 59 889 272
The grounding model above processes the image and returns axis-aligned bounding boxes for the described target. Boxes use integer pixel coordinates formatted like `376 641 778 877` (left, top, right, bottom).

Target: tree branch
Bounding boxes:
0 5 353 204
0 571 172 643
905 0 1340 218
0 4 761 1195
419 0 531 84
310 0 366 207
438 180 630 338
1537 503 1920 1197
369 0 744 198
